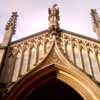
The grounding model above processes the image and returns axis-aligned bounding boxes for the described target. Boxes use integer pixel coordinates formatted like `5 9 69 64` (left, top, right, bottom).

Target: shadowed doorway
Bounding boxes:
28 78 84 100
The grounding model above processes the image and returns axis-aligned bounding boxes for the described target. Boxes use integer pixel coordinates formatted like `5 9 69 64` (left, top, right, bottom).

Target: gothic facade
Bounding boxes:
0 5 100 100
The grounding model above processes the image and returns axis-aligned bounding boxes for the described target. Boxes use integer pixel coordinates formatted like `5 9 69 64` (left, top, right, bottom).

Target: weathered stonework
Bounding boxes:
91 9 100 40
0 4 100 100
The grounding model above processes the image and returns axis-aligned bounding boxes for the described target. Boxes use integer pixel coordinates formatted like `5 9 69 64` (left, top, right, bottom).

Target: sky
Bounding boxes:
0 0 100 43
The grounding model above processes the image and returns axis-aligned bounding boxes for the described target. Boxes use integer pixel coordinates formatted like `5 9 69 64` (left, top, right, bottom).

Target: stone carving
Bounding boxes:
91 9 100 40
91 9 100 28
1 8 100 92
48 4 60 32
58 32 100 83
5 12 18 34
1 6 100 100
2 32 54 82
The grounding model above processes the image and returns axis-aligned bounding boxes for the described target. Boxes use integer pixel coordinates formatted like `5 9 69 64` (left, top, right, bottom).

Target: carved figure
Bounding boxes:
48 4 60 32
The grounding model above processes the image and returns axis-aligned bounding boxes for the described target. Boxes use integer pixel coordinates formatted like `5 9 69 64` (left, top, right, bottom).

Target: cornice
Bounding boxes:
10 29 48 45
8 29 100 48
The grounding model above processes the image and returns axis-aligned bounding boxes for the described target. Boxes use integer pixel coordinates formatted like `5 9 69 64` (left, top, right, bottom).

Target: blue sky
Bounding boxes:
0 0 100 42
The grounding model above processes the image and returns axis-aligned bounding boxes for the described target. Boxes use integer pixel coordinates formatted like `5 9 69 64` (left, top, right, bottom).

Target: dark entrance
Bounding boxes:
28 78 83 100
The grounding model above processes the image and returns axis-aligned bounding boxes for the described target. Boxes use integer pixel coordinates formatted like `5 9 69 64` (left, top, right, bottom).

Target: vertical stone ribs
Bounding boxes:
59 32 100 84
1 33 54 82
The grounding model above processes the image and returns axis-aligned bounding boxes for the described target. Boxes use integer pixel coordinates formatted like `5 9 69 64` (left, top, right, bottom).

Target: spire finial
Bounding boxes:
91 9 100 40
48 3 60 33
5 12 18 34
2 12 18 45
91 9 100 28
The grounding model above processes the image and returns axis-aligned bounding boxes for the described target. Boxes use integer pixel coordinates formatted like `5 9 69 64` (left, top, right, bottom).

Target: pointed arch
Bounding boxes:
12 52 22 82
4 38 100 100
66 43 74 62
38 43 44 61
97 52 100 71
20 49 30 75
29 47 37 70
81 48 92 75
74 45 83 69
5 64 100 100
89 50 100 82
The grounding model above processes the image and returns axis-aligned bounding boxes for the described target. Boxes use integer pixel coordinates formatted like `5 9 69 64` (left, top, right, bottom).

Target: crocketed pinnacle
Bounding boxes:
5 12 18 34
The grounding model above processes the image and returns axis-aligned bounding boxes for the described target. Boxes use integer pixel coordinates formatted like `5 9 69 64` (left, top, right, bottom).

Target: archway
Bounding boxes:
5 64 100 100
28 78 83 100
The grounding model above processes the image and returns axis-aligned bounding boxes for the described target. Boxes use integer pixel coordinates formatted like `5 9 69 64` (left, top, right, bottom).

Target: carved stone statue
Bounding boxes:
48 4 60 32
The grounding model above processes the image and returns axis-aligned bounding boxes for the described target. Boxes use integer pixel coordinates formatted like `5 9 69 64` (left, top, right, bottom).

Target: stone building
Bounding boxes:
0 4 100 100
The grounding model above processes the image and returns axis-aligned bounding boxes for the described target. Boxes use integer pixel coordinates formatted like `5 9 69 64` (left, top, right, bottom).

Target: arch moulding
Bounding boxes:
5 63 100 100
